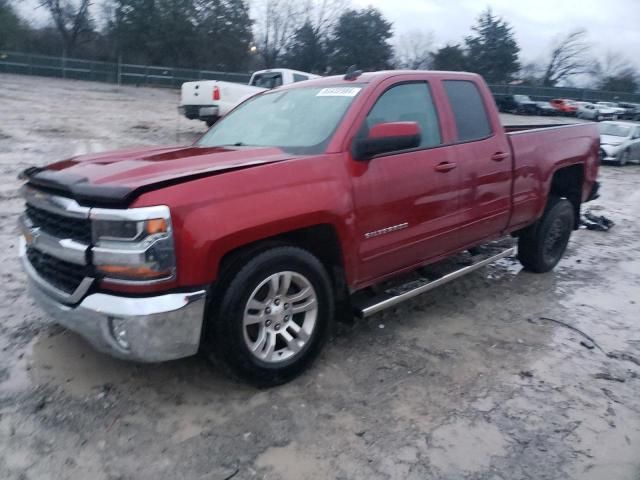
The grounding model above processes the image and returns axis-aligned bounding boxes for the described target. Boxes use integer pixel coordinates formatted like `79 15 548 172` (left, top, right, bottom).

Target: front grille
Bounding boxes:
27 247 91 294
26 204 91 244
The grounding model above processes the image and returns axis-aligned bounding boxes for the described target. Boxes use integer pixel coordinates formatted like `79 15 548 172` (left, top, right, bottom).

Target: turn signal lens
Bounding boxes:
145 218 168 235
97 264 172 279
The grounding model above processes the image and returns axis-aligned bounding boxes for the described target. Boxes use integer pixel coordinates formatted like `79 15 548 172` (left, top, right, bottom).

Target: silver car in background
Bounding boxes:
599 121 640 166
596 102 627 117
577 102 617 121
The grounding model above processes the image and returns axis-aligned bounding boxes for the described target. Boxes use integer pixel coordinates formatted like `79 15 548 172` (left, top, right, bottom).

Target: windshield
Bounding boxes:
197 85 363 154
514 95 532 102
599 123 631 137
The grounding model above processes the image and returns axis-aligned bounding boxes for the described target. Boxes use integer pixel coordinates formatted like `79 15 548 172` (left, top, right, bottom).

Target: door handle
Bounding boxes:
491 152 510 162
434 162 457 172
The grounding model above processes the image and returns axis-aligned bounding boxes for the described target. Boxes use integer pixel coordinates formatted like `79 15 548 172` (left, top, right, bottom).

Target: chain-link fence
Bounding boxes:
489 83 640 103
0 51 251 87
1 51 639 103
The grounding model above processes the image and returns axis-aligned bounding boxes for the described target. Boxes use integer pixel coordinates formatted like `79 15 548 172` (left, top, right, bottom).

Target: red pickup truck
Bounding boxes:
19 70 600 385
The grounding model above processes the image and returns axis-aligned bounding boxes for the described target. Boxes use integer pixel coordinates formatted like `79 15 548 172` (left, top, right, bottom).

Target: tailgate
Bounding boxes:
180 81 215 106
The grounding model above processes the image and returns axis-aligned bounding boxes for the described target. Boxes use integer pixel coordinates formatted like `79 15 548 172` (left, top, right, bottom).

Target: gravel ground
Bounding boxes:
1 73 639 480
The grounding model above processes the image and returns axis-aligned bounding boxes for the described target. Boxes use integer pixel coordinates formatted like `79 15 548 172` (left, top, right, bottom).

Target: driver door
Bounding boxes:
349 81 463 284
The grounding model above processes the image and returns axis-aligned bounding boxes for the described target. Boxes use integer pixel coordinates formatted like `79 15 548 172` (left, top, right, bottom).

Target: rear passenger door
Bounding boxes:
442 80 513 245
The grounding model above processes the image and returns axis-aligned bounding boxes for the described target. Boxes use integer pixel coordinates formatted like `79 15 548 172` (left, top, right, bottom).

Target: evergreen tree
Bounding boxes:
328 7 393 73
282 21 327 73
197 0 253 71
431 44 467 71
464 8 520 83
0 0 24 50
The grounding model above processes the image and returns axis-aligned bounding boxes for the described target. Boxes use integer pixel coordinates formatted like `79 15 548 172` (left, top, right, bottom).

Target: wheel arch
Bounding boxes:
548 163 584 229
213 223 351 300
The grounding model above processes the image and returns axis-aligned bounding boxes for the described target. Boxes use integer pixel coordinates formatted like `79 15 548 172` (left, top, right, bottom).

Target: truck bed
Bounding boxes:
505 122 600 231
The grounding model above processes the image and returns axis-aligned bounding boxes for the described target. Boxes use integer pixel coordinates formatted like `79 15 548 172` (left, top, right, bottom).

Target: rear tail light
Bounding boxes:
213 86 220 101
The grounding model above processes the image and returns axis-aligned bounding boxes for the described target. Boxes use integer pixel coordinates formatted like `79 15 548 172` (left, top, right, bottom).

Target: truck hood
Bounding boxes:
24 145 295 207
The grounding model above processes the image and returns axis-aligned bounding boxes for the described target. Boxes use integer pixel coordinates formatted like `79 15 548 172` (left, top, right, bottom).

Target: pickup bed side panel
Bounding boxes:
506 123 600 231
133 155 358 288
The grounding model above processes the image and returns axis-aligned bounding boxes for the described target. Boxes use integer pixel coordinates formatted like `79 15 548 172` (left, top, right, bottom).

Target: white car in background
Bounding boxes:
595 102 627 118
599 121 640 165
576 102 618 121
179 68 319 126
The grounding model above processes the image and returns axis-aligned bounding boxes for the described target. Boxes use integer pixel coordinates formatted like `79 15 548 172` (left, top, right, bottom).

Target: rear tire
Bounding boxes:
518 196 575 273
204 246 334 387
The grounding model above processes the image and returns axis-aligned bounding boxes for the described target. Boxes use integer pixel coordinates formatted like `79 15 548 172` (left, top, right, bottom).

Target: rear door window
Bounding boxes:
293 73 309 82
443 80 492 142
363 82 441 148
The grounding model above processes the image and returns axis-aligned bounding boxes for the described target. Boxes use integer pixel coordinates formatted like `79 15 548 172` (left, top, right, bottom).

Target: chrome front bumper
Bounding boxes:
21 238 207 362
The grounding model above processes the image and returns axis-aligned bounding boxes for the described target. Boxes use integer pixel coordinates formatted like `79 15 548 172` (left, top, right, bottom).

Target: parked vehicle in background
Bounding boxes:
599 121 640 166
617 102 640 121
576 102 617 121
550 99 578 116
535 101 559 116
19 70 600 386
179 68 319 126
494 94 539 115
595 102 627 118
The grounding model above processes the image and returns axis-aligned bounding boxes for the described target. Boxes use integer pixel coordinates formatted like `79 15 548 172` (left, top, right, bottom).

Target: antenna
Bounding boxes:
344 65 362 81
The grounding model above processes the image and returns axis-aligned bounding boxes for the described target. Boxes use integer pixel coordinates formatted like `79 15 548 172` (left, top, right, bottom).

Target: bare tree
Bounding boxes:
308 0 348 38
592 51 639 92
253 0 348 69
591 50 628 81
541 29 591 86
253 0 306 68
40 0 93 56
394 29 434 70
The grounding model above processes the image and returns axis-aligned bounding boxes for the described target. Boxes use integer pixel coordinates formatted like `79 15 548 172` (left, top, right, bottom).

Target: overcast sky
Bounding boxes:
17 0 640 73
354 0 640 71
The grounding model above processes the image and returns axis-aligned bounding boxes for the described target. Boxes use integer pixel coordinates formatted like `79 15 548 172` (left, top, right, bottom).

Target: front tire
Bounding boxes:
618 149 630 166
204 246 334 387
518 197 575 273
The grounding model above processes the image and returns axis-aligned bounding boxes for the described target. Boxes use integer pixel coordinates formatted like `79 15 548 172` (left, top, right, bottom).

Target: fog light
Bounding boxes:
109 317 129 350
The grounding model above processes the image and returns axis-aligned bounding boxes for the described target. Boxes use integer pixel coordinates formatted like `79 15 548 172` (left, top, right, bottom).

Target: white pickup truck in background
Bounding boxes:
179 68 319 126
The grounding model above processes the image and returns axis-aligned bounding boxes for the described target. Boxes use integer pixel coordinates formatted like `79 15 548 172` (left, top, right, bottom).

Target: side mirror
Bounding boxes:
352 121 421 160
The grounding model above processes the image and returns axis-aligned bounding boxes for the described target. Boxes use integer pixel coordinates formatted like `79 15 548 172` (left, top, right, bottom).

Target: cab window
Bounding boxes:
251 73 283 89
293 73 309 82
362 82 441 148
443 80 492 142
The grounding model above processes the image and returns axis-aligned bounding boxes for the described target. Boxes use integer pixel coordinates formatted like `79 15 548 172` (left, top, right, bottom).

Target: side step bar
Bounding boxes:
353 247 516 318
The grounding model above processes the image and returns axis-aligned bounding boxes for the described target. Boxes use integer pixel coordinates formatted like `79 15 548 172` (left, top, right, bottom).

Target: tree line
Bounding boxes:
1 0 638 92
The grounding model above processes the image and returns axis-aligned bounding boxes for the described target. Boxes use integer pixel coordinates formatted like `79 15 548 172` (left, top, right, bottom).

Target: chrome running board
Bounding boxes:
353 247 516 318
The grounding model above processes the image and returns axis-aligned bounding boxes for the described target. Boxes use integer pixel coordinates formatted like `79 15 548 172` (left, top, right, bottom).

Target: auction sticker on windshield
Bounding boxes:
316 87 361 97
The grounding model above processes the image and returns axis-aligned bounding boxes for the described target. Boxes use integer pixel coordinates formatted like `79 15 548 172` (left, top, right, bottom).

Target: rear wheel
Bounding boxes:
518 197 575 273
204 246 334 387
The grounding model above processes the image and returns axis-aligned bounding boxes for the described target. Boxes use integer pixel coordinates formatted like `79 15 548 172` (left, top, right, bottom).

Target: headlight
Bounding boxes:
90 206 176 283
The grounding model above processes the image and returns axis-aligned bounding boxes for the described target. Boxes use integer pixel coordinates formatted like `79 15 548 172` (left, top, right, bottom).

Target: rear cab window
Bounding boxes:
362 82 442 148
251 72 283 89
443 80 492 142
